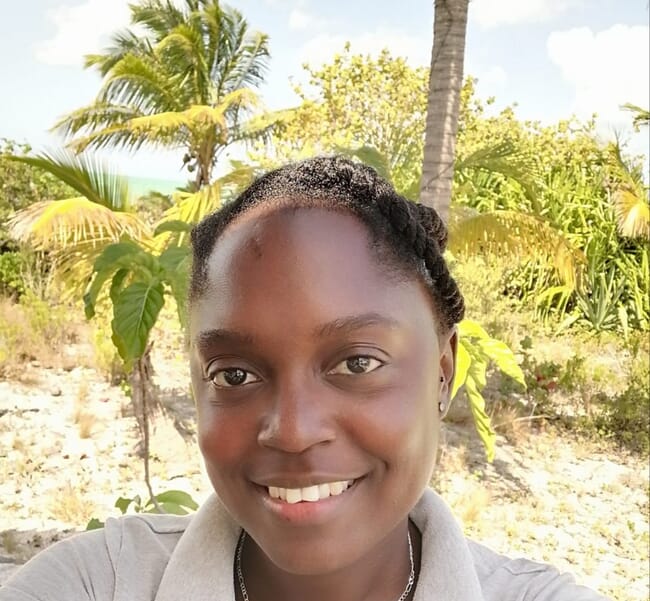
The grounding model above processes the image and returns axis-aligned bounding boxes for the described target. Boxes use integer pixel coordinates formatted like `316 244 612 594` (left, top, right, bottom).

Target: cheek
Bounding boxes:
196 399 255 475
349 377 438 475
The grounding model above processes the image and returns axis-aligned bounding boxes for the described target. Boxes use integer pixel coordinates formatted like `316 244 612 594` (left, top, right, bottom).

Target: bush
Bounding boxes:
0 251 25 297
594 347 650 455
0 291 84 376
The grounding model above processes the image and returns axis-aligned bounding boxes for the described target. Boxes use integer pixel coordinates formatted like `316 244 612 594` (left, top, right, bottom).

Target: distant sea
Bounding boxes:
126 175 186 199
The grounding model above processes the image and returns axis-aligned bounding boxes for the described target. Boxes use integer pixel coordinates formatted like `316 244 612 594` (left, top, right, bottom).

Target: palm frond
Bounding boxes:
52 102 145 143
8 197 150 250
8 150 131 210
614 190 650 239
448 207 584 287
334 145 394 184
621 103 650 129
456 140 540 206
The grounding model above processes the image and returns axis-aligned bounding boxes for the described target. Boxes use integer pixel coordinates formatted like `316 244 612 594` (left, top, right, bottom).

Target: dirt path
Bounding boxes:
0 351 647 600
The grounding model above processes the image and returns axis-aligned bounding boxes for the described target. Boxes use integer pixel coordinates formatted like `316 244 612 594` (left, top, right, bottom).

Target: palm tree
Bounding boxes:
420 0 470 221
621 103 650 131
53 0 270 188
7 150 151 293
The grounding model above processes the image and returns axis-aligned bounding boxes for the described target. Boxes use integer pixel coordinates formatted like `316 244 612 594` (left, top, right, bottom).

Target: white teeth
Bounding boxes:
285 488 302 504
329 481 344 495
301 485 320 502
267 480 354 503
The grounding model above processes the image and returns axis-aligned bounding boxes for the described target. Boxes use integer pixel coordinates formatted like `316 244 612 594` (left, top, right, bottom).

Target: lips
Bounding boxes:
268 480 355 504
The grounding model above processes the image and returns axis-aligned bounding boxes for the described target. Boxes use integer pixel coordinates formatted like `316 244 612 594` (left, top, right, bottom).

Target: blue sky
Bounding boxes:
1 0 648 181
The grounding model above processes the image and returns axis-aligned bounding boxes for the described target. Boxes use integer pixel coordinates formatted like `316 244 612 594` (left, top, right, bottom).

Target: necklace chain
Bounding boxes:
235 529 415 601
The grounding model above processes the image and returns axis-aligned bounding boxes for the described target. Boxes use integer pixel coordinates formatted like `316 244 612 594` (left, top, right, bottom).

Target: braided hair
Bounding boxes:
190 155 465 331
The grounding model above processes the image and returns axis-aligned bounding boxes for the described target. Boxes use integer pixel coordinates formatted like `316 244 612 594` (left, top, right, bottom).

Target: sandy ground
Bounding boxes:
0 345 647 601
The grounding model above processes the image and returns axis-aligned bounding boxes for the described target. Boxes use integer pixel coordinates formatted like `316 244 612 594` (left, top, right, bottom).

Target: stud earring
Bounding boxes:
438 401 446 413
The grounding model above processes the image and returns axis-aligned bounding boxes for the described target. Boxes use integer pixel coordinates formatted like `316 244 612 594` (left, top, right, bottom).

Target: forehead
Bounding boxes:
191 207 437 337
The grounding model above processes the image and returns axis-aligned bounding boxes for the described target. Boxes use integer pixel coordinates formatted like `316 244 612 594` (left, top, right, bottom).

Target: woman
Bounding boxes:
0 156 609 600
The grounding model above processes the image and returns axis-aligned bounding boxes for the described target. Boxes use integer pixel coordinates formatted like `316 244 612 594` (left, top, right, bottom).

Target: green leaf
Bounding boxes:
115 495 137 514
111 281 165 365
452 340 471 399
154 219 193 237
153 489 199 510
109 268 129 305
465 377 496 462
85 517 105 530
475 338 526 388
84 241 143 318
458 319 490 339
158 246 191 273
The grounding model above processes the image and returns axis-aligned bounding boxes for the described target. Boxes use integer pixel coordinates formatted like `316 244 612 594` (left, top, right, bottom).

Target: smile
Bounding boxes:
268 480 355 504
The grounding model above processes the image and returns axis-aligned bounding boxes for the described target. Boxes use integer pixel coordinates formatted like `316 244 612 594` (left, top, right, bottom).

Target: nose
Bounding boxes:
257 376 336 453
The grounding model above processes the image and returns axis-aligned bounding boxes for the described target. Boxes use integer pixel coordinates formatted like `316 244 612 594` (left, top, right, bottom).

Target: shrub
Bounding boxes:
0 251 25 297
594 347 650 455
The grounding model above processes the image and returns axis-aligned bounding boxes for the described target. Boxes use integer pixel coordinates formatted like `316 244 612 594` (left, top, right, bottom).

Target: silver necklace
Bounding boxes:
235 529 415 601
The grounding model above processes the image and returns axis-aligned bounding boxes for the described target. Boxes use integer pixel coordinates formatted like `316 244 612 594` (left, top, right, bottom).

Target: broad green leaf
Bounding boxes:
111 281 165 365
458 319 490 340
465 378 496 462
452 340 471 399
115 495 137 514
154 219 193 237
475 338 526 388
85 518 105 530
109 268 129 305
152 490 199 510
84 241 146 318
159 246 191 273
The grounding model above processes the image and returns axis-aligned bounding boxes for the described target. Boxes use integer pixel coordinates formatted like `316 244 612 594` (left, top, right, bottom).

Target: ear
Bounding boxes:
438 325 458 416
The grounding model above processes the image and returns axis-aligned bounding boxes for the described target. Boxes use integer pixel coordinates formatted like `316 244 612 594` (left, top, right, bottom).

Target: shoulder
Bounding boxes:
0 513 190 601
468 540 611 601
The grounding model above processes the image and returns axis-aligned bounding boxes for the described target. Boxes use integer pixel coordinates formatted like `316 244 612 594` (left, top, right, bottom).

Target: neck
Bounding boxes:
238 520 420 601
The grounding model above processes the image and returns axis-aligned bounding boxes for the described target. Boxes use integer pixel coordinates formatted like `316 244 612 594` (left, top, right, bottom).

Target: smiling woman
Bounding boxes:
0 156 610 601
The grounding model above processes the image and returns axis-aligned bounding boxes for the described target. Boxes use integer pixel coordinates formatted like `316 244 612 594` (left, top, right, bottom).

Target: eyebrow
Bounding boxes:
194 313 399 349
194 328 256 350
315 312 400 338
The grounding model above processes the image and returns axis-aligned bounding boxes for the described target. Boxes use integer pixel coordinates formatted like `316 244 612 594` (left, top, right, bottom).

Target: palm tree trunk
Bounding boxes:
420 0 470 222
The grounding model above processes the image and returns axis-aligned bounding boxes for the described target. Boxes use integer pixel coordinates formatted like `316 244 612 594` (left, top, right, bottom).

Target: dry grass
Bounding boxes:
0 530 19 555
72 382 97 438
0 295 88 377
47 483 96 525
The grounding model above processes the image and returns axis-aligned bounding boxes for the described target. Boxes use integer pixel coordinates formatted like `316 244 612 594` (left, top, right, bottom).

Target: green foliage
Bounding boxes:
84 234 190 371
86 490 199 529
56 0 271 186
0 252 26 297
0 290 79 374
593 341 650 455
252 45 428 199
0 139 74 245
454 81 649 334
453 319 526 461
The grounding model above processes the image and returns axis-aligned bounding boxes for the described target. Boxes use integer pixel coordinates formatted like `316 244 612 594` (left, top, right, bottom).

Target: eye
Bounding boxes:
208 367 260 388
328 356 384 376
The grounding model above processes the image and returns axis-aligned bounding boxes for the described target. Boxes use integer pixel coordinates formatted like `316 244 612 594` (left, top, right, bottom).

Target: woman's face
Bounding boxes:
190 207 456 575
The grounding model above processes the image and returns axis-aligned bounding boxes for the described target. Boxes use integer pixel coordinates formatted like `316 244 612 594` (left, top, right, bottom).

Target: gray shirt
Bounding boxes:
0 488 609 600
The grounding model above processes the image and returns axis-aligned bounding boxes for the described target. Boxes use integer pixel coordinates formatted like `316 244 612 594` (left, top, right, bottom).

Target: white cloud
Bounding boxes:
299 30 430 69
547 24 650 127
288 8 315 30
470 0 582 29
34 0 132 66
